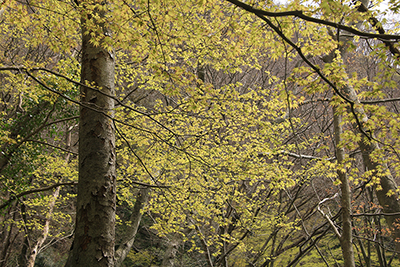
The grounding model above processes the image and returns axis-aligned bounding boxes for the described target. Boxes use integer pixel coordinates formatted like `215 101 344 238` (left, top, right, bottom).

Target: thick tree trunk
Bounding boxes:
65 2 116 266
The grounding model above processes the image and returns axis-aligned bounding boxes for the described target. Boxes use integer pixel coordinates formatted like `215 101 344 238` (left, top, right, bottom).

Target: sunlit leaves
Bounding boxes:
3 0 400 263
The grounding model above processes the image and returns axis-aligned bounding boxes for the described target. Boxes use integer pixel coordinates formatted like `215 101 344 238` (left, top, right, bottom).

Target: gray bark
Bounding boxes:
26 126 75 266
26 187 60 267
161 233 181 267
335 0 400 253
319 0 400 253
358 133 400 252
338 66 400 252
321 31 356 266
333 111 355 267
0 204 18 267
65 3 116 266
114 188 150 267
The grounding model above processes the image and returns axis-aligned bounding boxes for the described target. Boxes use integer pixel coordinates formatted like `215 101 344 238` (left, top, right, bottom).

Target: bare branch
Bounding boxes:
258 151 335 161
361 97 400 104
352 212 400 217
26 139 78 155
317 193 341 238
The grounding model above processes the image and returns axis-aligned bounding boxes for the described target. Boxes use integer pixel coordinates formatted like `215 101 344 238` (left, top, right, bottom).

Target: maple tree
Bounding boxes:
1 0 400 266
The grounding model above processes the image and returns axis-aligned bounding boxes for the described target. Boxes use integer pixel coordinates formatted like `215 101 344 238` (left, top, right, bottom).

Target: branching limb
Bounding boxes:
317 193 341 238
225 0 400 41
26 139 78 155
0 182 77 210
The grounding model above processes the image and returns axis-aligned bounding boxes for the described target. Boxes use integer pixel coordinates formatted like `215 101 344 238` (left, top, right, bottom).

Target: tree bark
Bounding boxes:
333 110 355 267
26 125 75 266
26 187 60 267
333 0 400 253
65 2 116 266
161 233 181 267
358 133 400 252
114 188 149 267
0 203 18 267
339 79 400 252
319 0 400 250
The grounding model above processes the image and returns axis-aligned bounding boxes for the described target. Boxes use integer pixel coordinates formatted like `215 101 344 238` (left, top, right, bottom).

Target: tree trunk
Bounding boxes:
358 135 400 252
26 125 75 266
115 188 150 267
333 110 355 267
18 202 29 267
338 79 400 252
65 2 116 266
321 2 400 249
0 203 18 267
26 187 60 267
161 233 181 267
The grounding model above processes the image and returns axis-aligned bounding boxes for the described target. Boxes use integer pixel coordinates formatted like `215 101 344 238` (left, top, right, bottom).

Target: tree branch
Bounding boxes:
258 151 335 161
317 193 341 239
0 182 77 210
361 97 400 104
352 212 400 217
225 0 400 41
26 139 78 155
356 2 400 59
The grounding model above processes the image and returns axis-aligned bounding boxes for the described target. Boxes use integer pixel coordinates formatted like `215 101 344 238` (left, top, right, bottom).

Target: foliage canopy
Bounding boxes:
1 0 400 266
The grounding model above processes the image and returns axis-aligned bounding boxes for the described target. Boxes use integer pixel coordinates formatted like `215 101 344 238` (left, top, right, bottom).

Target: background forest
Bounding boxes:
1 0 400 266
